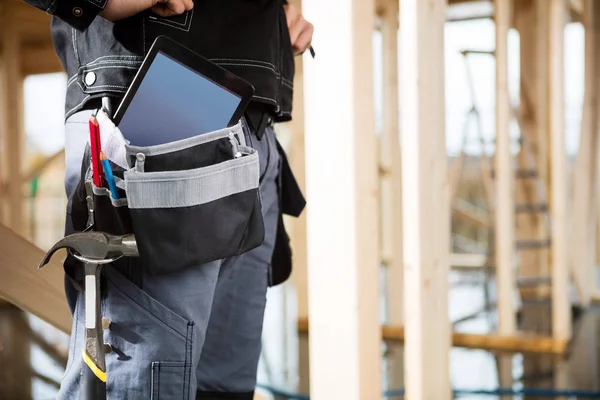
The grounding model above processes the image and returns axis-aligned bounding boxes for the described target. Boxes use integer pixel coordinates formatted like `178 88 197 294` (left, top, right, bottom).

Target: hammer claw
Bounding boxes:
38 232 111 269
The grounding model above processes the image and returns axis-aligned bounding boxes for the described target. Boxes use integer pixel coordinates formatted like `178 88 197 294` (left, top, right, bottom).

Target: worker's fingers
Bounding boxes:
151 5 175 16
151 0 189 16
288 14 307 47
183 0 194 11
293 25 314 56
284 4 300 28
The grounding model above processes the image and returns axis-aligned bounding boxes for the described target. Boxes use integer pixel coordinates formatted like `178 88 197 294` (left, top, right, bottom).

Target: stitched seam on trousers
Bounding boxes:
183 324 188 400
157 363 161 400
186 322 194 400
61 295 79 380
106 274 187 339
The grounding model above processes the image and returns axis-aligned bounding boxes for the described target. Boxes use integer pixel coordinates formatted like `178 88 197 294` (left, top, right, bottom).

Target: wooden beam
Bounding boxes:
21 44 63 76
452 198 491 227
549 0 572 343
570 0 584 17
591 292 600 303
536 0 551 293
495 0 517 335
2 0 52 41
0 306 31 398
253 392 271 400
286 0 309 394
571 0 600 307
450 253 487 269
379 0 403 391
515 0 544 299
400 0 450 398
380 0 402 327
297 319 568 355
0 224 71 333
0 11 25 235
497 354 514 400
303 0 381 397
2 148 65 196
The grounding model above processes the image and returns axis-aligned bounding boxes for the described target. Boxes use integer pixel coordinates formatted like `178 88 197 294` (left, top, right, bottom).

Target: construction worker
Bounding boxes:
20 0 312 398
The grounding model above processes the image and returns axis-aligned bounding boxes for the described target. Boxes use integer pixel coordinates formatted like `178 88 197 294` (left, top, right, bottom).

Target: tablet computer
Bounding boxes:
113 35 255 147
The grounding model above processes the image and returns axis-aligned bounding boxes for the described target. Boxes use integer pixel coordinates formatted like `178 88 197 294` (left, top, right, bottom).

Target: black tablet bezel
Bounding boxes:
112 35 255 128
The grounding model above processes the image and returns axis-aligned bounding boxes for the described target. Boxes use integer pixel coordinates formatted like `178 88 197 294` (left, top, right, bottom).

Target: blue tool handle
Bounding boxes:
101 158 120 200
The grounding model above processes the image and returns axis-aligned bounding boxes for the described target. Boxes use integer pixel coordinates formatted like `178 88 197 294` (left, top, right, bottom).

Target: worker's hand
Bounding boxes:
150 0 194 17
100 0 193 22
284 4 314 56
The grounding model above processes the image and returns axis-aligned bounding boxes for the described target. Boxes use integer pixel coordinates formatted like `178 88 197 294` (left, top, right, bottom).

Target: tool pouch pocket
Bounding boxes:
72 120 264 276
124 122 263 275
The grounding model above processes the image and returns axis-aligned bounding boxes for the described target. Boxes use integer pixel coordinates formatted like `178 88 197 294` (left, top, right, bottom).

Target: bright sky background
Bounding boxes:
23 19 585 157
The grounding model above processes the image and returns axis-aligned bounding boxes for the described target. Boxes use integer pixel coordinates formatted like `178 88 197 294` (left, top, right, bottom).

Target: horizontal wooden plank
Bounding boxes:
450 253 487 268
452 198 491 227
0 224 71 333
297 318 567 354
383 253 487 269
22 44 63 75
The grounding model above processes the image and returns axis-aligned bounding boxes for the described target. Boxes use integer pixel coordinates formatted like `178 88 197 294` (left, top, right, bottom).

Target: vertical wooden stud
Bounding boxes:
571 0 600 307
303 0 381 397
515 0 544 298
0 8 24 235
0 306 32 399
536 0 551 288
496 354 513 400
380 0 403 390
381 0 402 329
400 0 450 398
287 0 310 394
495 0 517 335
548 0 571 343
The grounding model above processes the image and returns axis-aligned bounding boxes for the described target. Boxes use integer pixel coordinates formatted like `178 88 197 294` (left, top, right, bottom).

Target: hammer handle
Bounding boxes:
80 358 106 400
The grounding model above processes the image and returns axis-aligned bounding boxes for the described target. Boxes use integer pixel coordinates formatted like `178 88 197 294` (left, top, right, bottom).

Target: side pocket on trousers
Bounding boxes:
151 361 191 400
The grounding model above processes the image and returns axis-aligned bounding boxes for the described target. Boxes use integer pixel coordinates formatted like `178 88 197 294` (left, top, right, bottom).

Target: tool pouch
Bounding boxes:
71 115 264 276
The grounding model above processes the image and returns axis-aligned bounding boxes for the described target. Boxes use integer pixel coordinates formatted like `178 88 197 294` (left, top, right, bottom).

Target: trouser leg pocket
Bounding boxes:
102 265 194 399
151 361 191 400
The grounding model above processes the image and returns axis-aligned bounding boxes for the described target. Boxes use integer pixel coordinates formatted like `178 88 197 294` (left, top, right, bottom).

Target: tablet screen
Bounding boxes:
117 51 243 146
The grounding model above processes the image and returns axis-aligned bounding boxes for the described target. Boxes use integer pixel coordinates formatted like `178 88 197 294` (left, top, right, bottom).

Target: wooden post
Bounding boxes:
548 0 571 343
567 311 599 390
515 0 546 299
496 354 513 400
380 0 403 390
0 7 24 235
0 305 32 399
303 0 381 397
287 0 310 394
571 0 600 307
381 0 402 329
537 0 551 287
400 0 450 399
495 0 517 335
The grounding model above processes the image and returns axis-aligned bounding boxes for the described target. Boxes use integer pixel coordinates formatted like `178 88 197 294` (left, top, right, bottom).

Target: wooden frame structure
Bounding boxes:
295 0 597 397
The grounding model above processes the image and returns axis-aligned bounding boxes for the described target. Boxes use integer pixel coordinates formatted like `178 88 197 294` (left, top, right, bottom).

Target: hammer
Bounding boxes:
39 231 138 400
